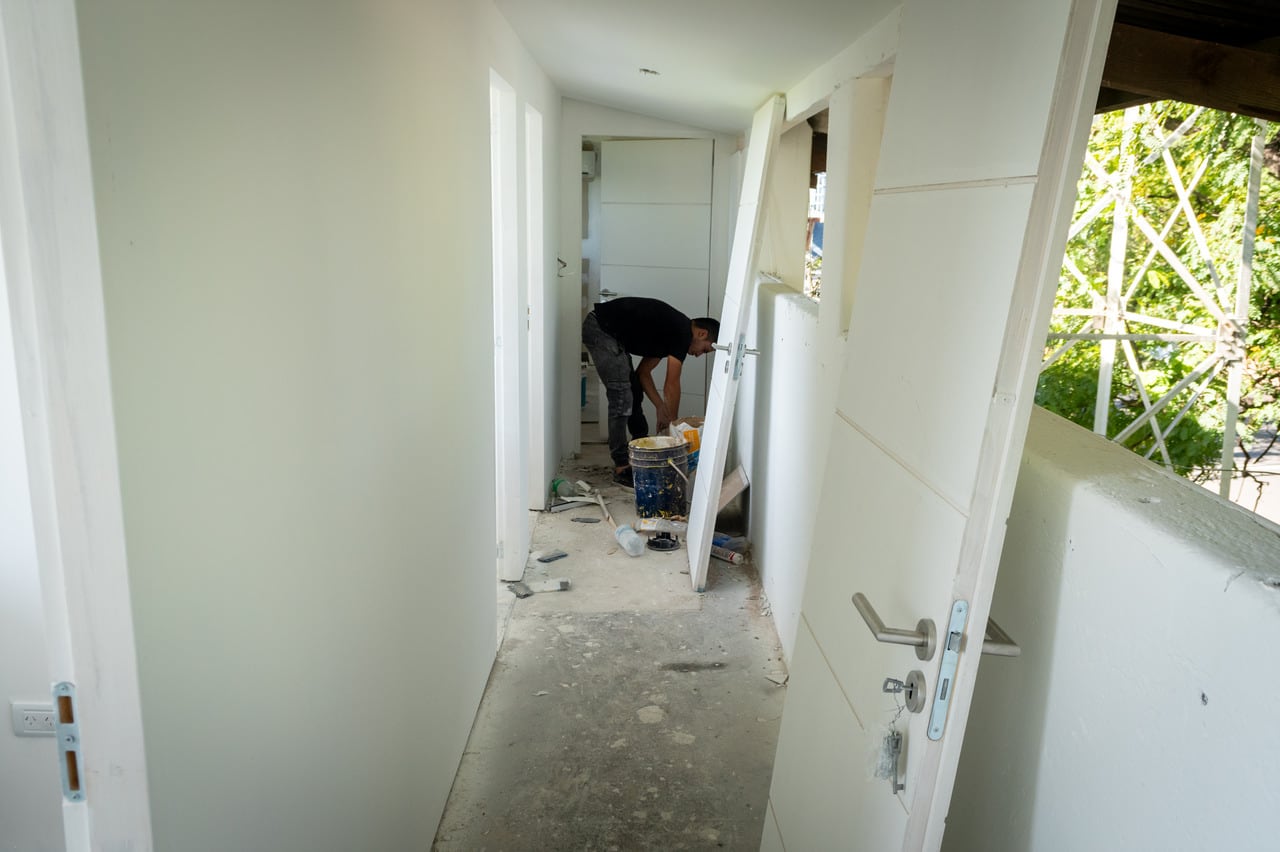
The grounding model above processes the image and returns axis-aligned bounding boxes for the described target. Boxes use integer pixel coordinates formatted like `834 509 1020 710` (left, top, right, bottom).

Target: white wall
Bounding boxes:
737 284 826 659
558 99 738 453
945 408 1280 852
0 250 62 849
74 1 557 848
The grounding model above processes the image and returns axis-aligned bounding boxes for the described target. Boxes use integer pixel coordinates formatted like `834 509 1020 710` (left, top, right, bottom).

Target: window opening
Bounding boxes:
1039 102 1279 520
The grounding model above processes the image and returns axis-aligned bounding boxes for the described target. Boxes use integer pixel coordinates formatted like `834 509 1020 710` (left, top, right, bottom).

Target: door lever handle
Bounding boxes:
981 617 1020 657
710 343 762 355
851 593 937 661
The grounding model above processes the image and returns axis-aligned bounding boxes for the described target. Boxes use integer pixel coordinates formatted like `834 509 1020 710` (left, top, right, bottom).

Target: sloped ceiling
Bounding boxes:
493 0 899 133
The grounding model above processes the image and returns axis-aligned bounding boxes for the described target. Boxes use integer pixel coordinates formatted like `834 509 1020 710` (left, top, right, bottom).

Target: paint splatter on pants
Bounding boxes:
582 311 649 468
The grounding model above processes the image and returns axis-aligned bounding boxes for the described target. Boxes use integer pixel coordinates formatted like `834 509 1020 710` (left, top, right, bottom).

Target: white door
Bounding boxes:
763 1 1114 849
598 138 713 424
686 96 784 592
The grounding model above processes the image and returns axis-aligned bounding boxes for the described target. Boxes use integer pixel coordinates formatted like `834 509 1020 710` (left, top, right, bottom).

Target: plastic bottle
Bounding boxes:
551 477 576 500
615 524 646 557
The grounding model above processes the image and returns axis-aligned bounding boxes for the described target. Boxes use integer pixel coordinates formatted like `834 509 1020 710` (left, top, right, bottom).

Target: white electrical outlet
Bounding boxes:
11 702 56 737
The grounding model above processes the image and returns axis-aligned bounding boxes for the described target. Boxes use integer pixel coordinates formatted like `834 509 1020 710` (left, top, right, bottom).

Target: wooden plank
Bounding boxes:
716 465 749 513
1102 23 1280 123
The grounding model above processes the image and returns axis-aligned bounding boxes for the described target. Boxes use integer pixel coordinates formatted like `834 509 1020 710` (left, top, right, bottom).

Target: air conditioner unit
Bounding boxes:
581 150 597 179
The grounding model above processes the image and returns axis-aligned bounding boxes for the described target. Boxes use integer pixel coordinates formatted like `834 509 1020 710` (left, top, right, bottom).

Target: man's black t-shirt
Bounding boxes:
594 297 692 361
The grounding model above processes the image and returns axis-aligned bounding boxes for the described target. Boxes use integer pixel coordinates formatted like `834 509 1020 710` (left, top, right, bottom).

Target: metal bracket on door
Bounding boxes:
851 593 937 661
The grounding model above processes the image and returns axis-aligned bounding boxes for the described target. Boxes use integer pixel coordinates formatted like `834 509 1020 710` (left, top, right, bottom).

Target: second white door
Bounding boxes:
599 138 713 425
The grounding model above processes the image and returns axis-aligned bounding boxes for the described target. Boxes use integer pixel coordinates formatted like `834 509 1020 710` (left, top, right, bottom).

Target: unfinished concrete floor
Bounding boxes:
433 445 787 851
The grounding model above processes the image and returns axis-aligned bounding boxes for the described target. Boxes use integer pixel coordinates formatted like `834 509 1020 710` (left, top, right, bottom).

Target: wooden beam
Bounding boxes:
1094 86 1154 114
1102 23 1280 123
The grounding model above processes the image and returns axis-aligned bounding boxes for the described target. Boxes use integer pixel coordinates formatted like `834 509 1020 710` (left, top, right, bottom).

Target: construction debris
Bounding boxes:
526 578 571 593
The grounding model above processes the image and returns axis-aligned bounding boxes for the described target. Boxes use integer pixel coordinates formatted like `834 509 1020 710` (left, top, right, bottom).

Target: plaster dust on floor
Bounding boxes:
435 444 788 851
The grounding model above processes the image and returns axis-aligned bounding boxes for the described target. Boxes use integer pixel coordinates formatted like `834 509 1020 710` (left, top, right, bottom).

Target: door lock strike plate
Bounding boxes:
927 600 969 741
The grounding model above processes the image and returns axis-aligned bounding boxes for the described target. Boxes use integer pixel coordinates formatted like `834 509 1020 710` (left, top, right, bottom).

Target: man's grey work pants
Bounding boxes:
582 311 648 468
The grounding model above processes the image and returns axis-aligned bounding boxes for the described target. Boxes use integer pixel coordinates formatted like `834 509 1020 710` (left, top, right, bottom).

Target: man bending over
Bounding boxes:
582 297 719 488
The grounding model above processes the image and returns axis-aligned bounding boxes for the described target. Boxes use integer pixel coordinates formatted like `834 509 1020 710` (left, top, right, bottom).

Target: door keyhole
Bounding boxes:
882 670 927 714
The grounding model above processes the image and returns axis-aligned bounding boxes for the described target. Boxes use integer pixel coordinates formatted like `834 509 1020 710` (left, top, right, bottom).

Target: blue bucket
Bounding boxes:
628 436 689 521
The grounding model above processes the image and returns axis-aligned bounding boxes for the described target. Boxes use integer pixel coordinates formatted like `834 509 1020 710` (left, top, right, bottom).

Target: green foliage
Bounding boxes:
1041 103 1280 480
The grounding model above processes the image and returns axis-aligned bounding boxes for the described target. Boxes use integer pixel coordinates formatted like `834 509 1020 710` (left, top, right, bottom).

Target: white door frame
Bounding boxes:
0 0 152 847
489 70 528 582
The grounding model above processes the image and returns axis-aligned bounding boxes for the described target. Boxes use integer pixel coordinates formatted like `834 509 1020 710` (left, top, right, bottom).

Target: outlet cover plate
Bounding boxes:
11 702 56 737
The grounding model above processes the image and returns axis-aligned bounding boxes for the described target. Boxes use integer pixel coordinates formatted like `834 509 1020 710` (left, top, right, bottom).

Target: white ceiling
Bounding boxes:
493 0 899 133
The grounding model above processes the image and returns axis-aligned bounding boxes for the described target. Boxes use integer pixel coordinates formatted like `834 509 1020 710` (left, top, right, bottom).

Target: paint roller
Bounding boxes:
596 493 645 557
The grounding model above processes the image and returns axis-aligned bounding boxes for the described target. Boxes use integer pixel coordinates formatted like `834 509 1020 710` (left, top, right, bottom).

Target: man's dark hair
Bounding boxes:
693 317 720 342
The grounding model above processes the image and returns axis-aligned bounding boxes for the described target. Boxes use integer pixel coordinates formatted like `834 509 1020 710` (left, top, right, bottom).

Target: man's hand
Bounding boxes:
637 355 684 434
656 405 673 433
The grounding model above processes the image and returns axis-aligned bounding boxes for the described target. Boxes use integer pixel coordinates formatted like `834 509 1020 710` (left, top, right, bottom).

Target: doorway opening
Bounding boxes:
577 135 717 448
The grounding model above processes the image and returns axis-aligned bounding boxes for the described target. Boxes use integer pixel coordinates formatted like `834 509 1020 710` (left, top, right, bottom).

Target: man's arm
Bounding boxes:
635 355 680 430
660 356 682 431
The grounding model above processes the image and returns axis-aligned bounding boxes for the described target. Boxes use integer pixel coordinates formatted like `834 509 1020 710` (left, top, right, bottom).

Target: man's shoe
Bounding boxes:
612 468 634 489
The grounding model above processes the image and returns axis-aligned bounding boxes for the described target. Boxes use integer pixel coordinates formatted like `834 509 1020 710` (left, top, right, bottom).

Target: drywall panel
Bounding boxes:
784 5 899 121
600 138 713 204
835 182 1035 511
765 621 908 851
875 0 1072 188
742 285 824 661
946 409 1280 852
73 0 560 848
600 203 712 270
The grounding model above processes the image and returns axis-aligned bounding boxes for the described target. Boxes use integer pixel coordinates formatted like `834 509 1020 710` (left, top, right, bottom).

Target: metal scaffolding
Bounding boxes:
1043 105 1268 498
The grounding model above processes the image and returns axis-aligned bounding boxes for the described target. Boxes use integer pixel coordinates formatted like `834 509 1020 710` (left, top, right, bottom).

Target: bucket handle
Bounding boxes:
667 458 689 486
